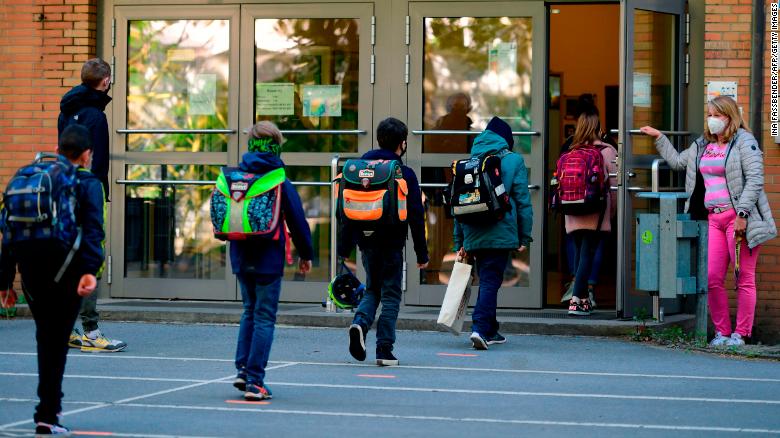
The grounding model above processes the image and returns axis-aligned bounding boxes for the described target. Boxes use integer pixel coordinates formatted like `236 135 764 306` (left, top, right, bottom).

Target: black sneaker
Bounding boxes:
486 332 506 345
35 422 71 436
348 323 366 361
568 298 591 316
376 345 399 366
233 368 247 392
469 332 489 350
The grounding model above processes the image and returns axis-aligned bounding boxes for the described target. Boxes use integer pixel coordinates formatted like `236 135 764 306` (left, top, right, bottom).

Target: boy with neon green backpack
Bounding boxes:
210 121 313 400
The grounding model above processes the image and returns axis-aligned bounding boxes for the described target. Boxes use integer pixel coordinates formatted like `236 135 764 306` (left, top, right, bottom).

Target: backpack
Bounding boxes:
550 144 607 216
1 153 82 282
448 153 511 225
210 167 286 241
337 159 408 235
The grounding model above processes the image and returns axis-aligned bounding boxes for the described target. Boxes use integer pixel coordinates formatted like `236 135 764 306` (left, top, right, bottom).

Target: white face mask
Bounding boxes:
708 116 727 135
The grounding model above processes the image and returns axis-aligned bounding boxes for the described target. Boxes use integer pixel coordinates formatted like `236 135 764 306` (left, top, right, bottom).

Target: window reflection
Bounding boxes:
124 165 225 279
423 17 533 154
127 20 230 152
254 19 360 152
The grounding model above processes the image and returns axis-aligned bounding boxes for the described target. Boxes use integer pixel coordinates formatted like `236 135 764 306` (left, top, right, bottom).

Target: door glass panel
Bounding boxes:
124 164 225 279
127 20 230 152
422 17 533 154
631 10 676 155
419 168 530 287
254 19 360 153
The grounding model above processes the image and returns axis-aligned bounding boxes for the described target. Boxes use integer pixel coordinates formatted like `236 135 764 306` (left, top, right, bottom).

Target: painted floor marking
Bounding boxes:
437 353 478 357
224 400 271 405
356 374 396 379
84 402 780 434
0 397 103 406
0 373 211 384
0 428 219 438
3 351 777 383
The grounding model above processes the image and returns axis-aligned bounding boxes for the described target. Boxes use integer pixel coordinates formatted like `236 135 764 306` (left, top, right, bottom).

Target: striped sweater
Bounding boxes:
654 129 776 249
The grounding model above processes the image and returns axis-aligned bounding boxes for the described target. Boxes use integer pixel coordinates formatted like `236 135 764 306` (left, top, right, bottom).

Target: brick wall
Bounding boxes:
0 0 97 187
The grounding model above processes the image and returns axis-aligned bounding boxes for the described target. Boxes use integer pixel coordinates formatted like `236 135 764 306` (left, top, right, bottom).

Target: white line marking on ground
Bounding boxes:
2 352 777 383
0 372 211 383
0 398 102 406
0 428 220 438
263 381 780 405
103 402 780 434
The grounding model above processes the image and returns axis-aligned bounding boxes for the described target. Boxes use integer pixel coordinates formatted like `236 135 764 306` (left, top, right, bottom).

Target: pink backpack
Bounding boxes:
550 144 607 216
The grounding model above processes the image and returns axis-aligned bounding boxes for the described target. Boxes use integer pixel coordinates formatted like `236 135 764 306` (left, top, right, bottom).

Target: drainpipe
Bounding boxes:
750 0 765 138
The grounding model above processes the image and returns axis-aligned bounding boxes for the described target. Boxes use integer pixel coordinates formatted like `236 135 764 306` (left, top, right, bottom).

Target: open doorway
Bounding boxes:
545 3 620 310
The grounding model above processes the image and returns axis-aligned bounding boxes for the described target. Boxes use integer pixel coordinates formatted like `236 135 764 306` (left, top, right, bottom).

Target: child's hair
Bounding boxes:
377 117 407 150
571 112 602 147
58 125 93 160
247 121 284 155
81 58 111 88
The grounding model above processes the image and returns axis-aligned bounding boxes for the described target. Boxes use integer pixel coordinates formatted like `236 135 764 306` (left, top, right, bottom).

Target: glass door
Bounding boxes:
617 0 686 317
405 2 546 307
111 5 240 300
239 4 375 302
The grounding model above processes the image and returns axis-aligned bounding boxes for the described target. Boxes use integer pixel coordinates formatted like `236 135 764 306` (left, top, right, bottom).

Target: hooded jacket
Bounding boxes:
58 84 112 200
337 148 429 264
0 165 106 288
228 152 314 276
654 129 776 249
453 130 533 251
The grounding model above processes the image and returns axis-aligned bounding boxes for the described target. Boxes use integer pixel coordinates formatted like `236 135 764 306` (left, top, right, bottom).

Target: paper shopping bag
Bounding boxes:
437 259 472 335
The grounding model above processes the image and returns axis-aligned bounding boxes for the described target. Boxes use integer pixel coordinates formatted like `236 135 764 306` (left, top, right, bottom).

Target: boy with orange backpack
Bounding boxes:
338 117 429 366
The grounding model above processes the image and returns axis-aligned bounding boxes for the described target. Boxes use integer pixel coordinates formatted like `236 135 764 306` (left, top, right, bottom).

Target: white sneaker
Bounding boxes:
709 332 729 347
726 333 745 346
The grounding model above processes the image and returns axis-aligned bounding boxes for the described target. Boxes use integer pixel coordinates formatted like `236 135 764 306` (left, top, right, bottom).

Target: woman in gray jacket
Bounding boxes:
640 96 776 347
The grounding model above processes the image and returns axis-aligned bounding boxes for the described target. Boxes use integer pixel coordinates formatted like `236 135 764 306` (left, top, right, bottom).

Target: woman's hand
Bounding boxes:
734 216 747 237
639 126 662 139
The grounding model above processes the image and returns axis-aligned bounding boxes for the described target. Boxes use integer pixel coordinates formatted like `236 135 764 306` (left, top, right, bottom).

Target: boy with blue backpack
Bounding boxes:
211 121 313 400
339 117 429 366
0 124 106 435
452 116 533 350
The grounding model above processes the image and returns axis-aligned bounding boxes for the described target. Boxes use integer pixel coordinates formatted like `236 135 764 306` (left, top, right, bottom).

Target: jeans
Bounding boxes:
570 230 600 299
79 282 99 332
21 272 82 424
565 232 606 285
235 274 282 385
707 209 760 337
470 249 509 338
353 247 403 348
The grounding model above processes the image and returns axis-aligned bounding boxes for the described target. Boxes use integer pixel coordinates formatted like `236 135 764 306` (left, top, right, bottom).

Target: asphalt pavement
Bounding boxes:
1 320 779 437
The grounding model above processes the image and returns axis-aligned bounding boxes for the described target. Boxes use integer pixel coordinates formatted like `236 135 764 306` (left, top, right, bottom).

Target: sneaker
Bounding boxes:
376 345 399 366
244 383 272 401
587 285 597 310
80 329 127 353
709 331 730 347
726 333 746 347
469 332 488 350
560 280 574 302
568 297 591 316
68 329 82 349
486 332 506 345
233 369 247 392
35 422 71 436
348 323 366 362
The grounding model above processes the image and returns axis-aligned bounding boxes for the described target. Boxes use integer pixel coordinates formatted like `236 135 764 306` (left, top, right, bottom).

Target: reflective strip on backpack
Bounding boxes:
397 179 408 222
453 203 489 215
343 189 386 221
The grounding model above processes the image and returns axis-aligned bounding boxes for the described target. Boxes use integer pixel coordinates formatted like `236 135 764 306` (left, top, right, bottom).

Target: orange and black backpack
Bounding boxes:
336 159 408 236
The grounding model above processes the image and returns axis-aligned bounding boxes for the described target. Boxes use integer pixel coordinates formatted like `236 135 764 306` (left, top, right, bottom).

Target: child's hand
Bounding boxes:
298 259 312 274
77 274 97 297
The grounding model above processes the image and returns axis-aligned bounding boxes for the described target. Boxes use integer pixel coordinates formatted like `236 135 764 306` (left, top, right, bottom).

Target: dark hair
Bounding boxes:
376 117 407 150
577 93 598 117
81 58 111 88
58 124 93 160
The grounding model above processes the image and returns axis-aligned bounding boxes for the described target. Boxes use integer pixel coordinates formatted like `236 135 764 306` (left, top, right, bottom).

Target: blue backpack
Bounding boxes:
1 153 82 282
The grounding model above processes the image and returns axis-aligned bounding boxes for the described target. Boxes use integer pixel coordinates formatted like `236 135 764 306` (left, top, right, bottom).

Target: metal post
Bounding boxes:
329 154 340 281
695 220 709 344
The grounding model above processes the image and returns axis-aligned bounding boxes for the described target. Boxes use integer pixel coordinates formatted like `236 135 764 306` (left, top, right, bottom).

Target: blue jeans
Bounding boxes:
470 249 509 338
353 247 403 349
235 274 282 385
570 230 599 299
565 232 606 284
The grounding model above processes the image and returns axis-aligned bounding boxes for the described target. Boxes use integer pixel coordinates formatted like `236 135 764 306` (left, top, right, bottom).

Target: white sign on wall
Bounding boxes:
707 81 738 102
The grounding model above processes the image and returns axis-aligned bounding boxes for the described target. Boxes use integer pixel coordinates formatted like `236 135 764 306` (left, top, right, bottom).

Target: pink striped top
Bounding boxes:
700 143 731 211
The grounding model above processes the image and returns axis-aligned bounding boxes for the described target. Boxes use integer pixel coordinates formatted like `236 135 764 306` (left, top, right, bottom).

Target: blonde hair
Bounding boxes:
571 112 601 147
704 95 750 143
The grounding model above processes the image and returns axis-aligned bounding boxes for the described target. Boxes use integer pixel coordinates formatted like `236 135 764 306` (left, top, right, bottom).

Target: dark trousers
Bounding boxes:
471 249 510 338
78 282 99 332
570 230 600 299
353 247 403 348
21 271 82 424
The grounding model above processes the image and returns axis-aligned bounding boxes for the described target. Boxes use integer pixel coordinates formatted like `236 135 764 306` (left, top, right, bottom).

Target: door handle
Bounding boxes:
528 184 541 191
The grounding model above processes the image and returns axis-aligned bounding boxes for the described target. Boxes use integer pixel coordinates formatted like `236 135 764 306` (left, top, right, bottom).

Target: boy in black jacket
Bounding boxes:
340 117 429 366
0 124 105 436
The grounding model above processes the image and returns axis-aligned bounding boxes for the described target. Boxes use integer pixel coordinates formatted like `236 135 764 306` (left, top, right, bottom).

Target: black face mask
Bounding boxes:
104 82 111 95
399 141 407 157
